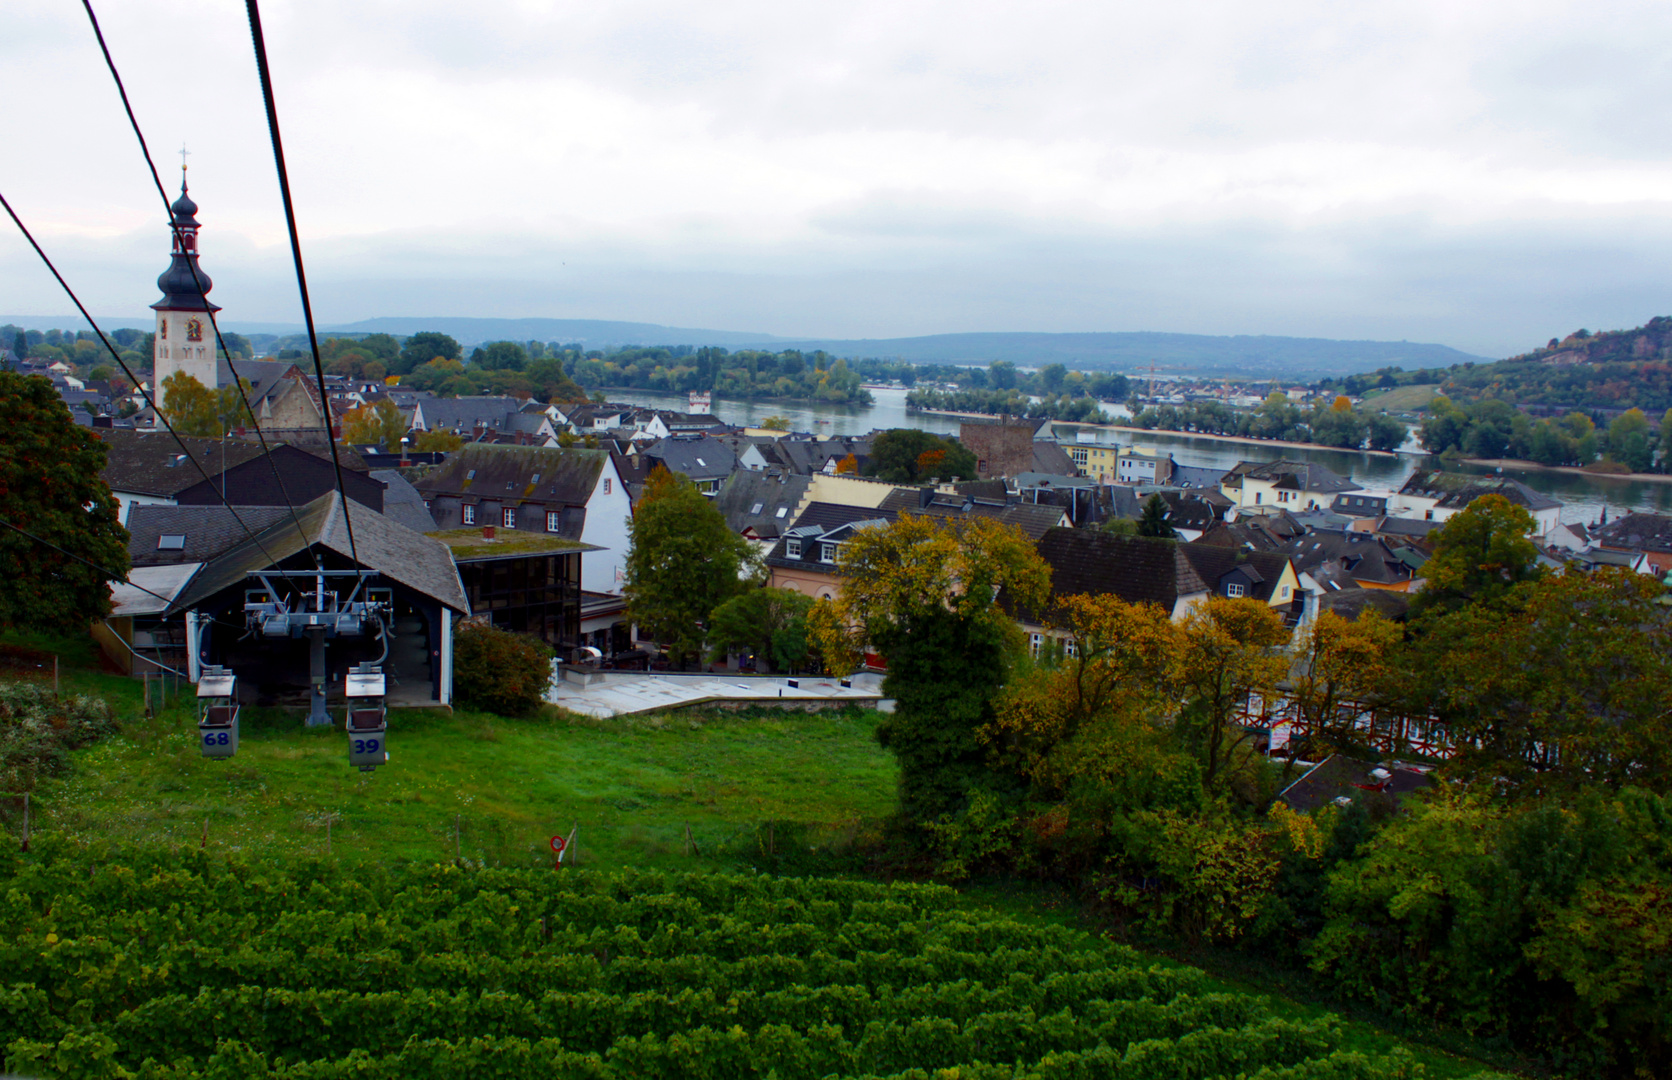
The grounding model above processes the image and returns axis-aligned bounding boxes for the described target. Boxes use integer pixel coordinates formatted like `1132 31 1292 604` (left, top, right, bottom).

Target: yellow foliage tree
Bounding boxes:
1174 597 1291 794
159 371 220 437
1289 608 1400 758
341 399 409 450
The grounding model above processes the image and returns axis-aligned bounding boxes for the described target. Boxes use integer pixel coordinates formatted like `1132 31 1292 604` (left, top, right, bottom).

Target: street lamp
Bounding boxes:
399 435 410 467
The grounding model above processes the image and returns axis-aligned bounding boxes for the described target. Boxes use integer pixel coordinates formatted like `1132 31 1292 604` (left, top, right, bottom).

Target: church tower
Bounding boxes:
151 168 220 406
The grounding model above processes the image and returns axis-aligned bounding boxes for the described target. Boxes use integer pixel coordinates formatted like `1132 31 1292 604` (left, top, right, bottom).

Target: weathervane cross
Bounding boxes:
179 143 190 182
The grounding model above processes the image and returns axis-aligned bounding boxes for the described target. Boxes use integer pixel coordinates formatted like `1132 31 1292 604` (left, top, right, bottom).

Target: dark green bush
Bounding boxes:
451 623 554 718
0 679 118 790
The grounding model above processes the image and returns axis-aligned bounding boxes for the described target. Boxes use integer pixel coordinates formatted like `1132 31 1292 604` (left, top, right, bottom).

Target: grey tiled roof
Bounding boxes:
647 436 738 481
1398 470 1562 512
1277 529 1414 586
1027 527 1208 616
369 469 438 532
1178 543 1294 603
714 470 813 538
126 505 294 567
1592 512 1672 552
414 443 606 506
169 491 469 615
98 430 269 497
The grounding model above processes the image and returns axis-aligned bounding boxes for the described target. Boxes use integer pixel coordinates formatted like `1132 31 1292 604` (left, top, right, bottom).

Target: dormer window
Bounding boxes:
462 505 476 525
1226 582 1245 598
786 539 802 558
820 542 837 563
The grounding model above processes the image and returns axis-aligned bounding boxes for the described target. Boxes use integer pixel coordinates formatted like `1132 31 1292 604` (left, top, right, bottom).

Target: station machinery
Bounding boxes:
195 570 393 772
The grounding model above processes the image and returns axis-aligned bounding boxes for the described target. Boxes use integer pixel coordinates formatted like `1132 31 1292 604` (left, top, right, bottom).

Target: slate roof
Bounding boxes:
413 444 607 507
1317 587 1412 622
1027 527 1209 616
1332 493 1389 518
1374 516 1443 540
217 359 311 411
98 430 269 496
764 502 899 571
714 470 814 539
168 491 469 615
1278 529 1414 586
1398 470 1562 512
1197 512 1307 551
1592 512 1672 553
1171 463 1230 489
1157 491 1226 532
412 396 523 433
1030 441 1077 476
1177 544 1295 603
1224 459 1361 494
872 489 1069 540
126 505 294 567
646 435 738 481
369 469 438 532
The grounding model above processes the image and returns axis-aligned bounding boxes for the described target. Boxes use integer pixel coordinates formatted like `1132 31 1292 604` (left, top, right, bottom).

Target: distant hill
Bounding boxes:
322 320 1487 378
749 331 1488 377
1435 316 1672 413
5 313 1488 379
321 317 785 349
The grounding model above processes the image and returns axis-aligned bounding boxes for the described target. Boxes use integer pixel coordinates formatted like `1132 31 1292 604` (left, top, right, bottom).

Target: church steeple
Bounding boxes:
151 156 222 405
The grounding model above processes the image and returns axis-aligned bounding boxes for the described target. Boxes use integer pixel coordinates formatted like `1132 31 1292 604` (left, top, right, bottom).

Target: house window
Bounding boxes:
1063 638 1079 659
547 511 561 533
1029 633 1044 659
157 534 185 551
462 504 476 525
1226 582 1245 598
1281 585 1291 599
786 539 802 558
820 542 837 562
503 507 516 529
603 478 612 495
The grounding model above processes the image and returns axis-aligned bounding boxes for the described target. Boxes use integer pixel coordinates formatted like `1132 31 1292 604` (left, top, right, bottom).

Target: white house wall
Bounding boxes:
580 454 634 594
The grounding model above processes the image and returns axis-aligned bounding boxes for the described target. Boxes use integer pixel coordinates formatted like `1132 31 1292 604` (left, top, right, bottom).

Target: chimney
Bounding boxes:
482 525 495 540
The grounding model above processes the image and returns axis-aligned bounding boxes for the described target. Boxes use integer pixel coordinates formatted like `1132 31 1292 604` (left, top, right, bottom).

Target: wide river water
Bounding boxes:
613 386 1671 524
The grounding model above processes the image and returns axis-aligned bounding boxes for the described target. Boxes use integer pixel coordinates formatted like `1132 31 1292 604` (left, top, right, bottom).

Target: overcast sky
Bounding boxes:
3 0 1670 356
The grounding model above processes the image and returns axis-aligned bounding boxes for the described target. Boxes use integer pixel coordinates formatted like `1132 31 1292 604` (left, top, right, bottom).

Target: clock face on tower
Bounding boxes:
186 318 203 342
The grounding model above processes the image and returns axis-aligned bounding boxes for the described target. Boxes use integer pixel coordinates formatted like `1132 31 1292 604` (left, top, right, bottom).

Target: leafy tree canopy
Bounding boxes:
863 429 978 484
1411 493 1542 616
623 467 760 668
394 331 462 375
706 586 815 673
0 372 130 634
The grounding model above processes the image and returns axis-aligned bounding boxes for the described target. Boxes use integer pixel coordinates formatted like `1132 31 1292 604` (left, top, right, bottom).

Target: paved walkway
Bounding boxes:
547 667 886 718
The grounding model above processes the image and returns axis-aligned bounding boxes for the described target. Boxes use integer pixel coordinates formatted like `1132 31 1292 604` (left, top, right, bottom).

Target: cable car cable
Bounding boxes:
243 0 363 573
77 0 326 578
0 190 294 578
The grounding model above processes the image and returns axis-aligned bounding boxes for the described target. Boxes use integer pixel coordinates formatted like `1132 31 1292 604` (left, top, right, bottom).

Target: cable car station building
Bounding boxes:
145 491 470 708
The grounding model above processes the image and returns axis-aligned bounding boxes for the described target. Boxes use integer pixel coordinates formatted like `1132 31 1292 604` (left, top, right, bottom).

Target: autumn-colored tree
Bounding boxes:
1411 493 1542 617
759 415 790 431
835 453 859 474
1174 597 1291 795
1289 608 1401 759
411 429 464 452
341 399 409 450
811 514 1050 821
159 371 221 436
984 593 1181 799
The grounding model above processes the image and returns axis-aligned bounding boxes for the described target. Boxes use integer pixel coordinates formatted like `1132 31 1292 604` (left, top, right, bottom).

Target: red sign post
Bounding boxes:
550 834 566 869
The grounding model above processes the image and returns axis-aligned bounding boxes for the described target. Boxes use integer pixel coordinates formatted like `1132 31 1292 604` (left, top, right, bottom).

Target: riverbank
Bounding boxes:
1464 457 1672 486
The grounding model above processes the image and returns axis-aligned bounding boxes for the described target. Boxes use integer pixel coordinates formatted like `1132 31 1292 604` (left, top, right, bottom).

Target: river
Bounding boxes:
610 386 1664 524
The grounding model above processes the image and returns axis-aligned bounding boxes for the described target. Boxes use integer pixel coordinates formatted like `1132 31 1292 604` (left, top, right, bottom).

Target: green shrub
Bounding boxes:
452 623 554 718
0 679 118 791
